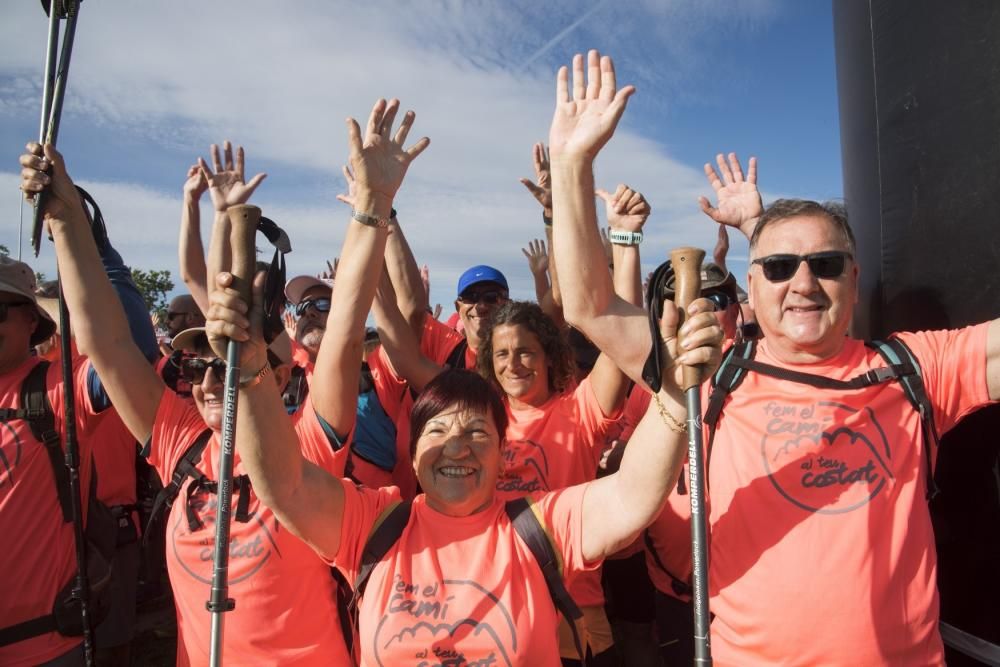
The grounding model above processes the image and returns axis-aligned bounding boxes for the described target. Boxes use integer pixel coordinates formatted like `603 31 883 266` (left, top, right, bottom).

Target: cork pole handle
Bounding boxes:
669 246 705 391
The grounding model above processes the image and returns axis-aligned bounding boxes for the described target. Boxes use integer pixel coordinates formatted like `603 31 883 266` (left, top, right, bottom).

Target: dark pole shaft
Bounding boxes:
32 1 80 256
57 278 95 667
686 389 712 665
669 246 713 665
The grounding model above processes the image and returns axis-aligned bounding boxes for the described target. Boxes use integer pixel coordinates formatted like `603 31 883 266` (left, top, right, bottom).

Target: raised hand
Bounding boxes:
518 142 553 213
335 165 358 209
283 309 296 338
596 184 650 232
318 258 337 281
345 99 430 212
521 238 550 276
549 50 635 162
198 140 267 212
432 303 442 320
19 142 86 225
420 264 431 299
183 163 209 201
698 153 762 237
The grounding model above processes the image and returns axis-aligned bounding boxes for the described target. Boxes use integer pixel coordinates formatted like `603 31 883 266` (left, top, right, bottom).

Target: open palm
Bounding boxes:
549 51 635 161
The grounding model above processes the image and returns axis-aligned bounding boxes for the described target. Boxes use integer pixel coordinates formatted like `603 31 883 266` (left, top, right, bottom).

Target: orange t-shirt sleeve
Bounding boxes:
533 484 602 575
146 387 208 480
327 482 402 576
896 324 993 435
422 314 467 365
572 377 625 456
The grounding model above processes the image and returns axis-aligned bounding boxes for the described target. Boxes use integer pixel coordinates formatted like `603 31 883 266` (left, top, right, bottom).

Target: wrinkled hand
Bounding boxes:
518 142 552 214
182 163 208 201
19 142 86 226
596 184 650 232
346 99 430 210
713 224 730 270
205 271 268 373
698 153 762 234
199 141 267 213
658 298 724 396
521 238 549 276
549 50 635 161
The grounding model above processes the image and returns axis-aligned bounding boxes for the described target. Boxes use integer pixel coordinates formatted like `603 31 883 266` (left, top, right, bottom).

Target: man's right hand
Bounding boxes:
521 238 550 276
698 152 763 239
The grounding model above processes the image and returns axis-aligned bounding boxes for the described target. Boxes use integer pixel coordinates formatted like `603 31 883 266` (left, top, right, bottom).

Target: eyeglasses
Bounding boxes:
457 290 506 305
0 301 33 323
751 251 852 282
179 357 227 384
703 291 732 312
295 298 331 318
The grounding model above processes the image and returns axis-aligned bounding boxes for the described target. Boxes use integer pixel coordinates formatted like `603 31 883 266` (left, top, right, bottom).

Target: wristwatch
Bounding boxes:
609 229 643 246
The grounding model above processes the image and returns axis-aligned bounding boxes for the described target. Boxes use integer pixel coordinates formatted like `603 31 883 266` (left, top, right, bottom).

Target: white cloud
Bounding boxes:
1 0 781 307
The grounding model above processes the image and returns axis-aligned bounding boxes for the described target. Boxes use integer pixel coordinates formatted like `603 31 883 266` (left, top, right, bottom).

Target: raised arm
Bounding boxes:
697 152 762 242
549 51 652 385
20 143 164 443
581 298 722 560
585 184 649 412
371 267 443 393
337 165 428 340
519 142 566 311
179 163 210 313
310 100 431 437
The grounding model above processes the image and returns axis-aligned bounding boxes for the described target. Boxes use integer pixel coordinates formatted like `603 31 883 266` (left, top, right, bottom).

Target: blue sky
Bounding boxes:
0 0 842 311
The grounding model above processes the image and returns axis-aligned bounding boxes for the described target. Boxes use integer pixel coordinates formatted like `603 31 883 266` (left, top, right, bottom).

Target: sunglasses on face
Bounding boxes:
457 290 506 305
295 297 331 318
0 301 33 323
179 357 227 384
703 291 732 311
752 251 852 282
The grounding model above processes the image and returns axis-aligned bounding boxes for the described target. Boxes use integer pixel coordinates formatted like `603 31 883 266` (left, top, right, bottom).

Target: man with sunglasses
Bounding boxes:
547 52 1000 666
164 294 205 340
284 274 333 379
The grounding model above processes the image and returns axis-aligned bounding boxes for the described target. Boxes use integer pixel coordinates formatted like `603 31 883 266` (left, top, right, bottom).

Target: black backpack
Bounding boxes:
334 496 587 664
0 361 117 646
703 337 940 499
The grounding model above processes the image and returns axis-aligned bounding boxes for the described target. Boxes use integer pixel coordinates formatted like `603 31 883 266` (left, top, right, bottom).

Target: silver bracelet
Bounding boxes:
351 209 389 229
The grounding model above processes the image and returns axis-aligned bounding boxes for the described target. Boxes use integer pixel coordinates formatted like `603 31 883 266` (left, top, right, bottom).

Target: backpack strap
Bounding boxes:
868 338 941 499
725 355 905 391
642 530 692 598
444 339 469 370
142 428 212 545
701 340 756 493
505 497 586 665
11 361 73 522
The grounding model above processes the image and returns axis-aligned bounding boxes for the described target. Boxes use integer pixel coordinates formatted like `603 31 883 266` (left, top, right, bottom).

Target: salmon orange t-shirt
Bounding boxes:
147 389 352 667
495 376 621 609
0 356 102 667
706 326 993 666
332 483 596 666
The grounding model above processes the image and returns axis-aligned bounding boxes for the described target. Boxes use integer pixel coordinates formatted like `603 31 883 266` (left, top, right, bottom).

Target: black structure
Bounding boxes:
834 2 1000 665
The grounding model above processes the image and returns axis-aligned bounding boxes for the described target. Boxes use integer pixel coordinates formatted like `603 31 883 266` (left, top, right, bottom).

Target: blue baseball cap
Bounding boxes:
456 265 508 296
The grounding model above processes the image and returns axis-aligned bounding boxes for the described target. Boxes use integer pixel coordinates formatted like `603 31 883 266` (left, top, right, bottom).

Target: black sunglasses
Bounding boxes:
0 301 33 323
752 251 852 282
703 291 732 311
457 290 506 305
179 357 228 384
295 297 331 318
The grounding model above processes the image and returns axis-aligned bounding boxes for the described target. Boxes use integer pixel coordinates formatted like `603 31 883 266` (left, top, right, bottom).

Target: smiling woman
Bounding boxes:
216 95 723 666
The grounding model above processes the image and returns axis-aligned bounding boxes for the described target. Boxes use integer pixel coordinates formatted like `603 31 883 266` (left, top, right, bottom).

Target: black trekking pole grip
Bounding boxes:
207 204 259 667
670 245 713 665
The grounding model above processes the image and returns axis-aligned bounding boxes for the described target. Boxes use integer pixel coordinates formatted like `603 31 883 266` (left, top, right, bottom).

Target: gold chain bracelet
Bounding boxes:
652 392 687 434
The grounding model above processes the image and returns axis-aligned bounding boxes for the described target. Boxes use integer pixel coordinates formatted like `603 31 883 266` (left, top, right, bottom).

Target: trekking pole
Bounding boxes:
55 279 95 666
207 204 259 667
32 0 82 257
670 246 712 666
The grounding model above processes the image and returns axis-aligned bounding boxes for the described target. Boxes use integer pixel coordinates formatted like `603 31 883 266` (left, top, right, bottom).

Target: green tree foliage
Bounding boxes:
131 268 175 322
